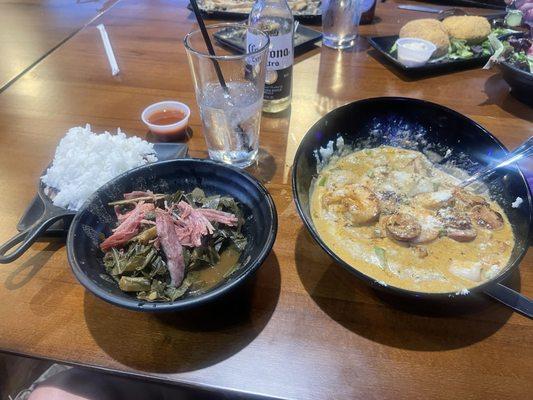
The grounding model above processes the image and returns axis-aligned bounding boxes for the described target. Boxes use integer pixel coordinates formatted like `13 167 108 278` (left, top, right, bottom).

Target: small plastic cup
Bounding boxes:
141 101 190 142
396 38 437 67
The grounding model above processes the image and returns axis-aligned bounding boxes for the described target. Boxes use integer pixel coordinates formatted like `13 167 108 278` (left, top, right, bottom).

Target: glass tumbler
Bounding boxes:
322 0 362 50
184 23 270 168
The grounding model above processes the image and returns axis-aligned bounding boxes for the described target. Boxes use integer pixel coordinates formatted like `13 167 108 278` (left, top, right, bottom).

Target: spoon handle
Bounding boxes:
459 137 533 188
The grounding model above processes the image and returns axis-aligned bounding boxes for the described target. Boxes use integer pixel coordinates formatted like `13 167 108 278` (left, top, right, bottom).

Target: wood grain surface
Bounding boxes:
0 0 118 90
0 0 531 399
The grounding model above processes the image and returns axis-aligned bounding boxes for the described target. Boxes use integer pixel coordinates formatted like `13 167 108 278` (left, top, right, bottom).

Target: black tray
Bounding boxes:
186 3 322 24
420 0 505 9
367 35 490 74
17 142 189 236
214 24 322 53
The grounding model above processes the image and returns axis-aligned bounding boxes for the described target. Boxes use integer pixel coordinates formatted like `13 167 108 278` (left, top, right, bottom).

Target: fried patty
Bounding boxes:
443 16 491 44
399 19 450 58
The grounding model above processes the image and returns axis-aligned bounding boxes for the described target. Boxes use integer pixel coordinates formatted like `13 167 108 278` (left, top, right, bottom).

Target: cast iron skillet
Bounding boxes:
67 159 277 311
0 143 188 264
292 97 532 317
0 177 75 263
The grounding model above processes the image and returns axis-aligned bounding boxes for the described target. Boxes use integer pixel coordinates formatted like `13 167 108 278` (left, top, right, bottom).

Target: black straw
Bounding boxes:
188 0 250 152
189 0 229 93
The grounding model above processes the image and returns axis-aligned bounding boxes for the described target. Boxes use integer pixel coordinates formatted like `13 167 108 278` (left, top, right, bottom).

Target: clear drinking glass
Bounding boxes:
184 23 270 168
322 0 362 49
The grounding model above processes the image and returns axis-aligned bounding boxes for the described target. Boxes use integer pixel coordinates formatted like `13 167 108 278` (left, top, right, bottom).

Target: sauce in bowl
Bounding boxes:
311 146 514 294
395 38 436 67
141 101 190 142
148 109 186 126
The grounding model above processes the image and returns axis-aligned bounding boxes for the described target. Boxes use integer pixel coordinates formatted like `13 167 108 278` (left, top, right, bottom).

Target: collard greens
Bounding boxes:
102 188 247 302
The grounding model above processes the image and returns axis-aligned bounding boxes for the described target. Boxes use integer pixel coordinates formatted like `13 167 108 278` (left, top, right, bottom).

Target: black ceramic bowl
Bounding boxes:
499 61 533 105
67 159 277 312
292 97 532 310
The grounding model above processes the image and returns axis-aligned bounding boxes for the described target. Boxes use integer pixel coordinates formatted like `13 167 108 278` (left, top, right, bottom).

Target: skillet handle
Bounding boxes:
0 212 67 264
484 283 533 319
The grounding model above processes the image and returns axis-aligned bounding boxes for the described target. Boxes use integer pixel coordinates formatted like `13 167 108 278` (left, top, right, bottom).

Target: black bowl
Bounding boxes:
292 97 531 306
499 61 533 106
67 159 277 312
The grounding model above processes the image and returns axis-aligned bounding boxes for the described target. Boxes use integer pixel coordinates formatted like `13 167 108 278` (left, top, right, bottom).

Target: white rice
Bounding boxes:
41 125 157 211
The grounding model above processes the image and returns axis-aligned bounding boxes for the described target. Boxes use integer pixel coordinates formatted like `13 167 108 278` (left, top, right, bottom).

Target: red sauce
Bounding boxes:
146 107 189 142
147 109 185 126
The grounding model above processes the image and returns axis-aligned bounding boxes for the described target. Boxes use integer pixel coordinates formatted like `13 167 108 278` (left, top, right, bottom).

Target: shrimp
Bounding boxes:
414 190 454 210
408 209 442 244
471 205 504 230
376 191 406 215
322 184 380 225
453 188 487 208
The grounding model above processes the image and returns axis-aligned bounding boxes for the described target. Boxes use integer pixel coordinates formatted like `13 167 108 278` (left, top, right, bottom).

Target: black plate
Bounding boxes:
292 97 532 317
67 158 278 312
367 35 490 74
0 143 188 264
422 0 505 9
16 143 189 236
214 24 322 53
499 61 533 106
186 3 321 24
367 15 519 74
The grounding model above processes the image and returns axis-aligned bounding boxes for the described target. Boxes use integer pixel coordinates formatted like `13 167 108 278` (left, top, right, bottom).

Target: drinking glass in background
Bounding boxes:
184 23 270 168
322 0 362 49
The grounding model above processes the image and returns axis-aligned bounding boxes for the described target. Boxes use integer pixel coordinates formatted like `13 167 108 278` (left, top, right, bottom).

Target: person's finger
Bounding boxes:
29 387 89 400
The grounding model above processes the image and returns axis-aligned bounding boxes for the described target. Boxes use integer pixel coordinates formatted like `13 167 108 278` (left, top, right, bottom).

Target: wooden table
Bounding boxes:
0 0 531 398
0 0 117 91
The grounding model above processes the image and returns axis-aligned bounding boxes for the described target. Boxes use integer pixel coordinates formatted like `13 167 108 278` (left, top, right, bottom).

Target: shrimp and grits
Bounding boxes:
311 146 514 294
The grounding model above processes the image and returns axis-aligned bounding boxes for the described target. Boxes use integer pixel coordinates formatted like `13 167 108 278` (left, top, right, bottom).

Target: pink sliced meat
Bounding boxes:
100 202 155 251
155 210 185 287
114 205 136 224
166 201 239 247
171 201 216 247
197 208 238 226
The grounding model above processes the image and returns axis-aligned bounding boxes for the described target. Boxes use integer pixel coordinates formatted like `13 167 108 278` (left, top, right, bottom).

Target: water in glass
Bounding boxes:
322 0 361 49
199 81 263 167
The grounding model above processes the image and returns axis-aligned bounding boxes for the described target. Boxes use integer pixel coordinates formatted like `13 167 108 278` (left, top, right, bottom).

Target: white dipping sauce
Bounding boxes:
396 38 436 67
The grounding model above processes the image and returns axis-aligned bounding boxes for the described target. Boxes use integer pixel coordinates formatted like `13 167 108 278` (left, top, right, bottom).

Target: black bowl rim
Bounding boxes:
67 158 278 312
291 96 532 300
499 60 533 80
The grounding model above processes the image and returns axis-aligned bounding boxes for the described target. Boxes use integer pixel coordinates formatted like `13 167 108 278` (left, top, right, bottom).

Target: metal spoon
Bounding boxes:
459 137 533 188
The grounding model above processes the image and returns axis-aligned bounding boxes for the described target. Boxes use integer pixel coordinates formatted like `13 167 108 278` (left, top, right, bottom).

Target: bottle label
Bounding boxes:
245 32 265 66
247 32 293 101
264 65 292 100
